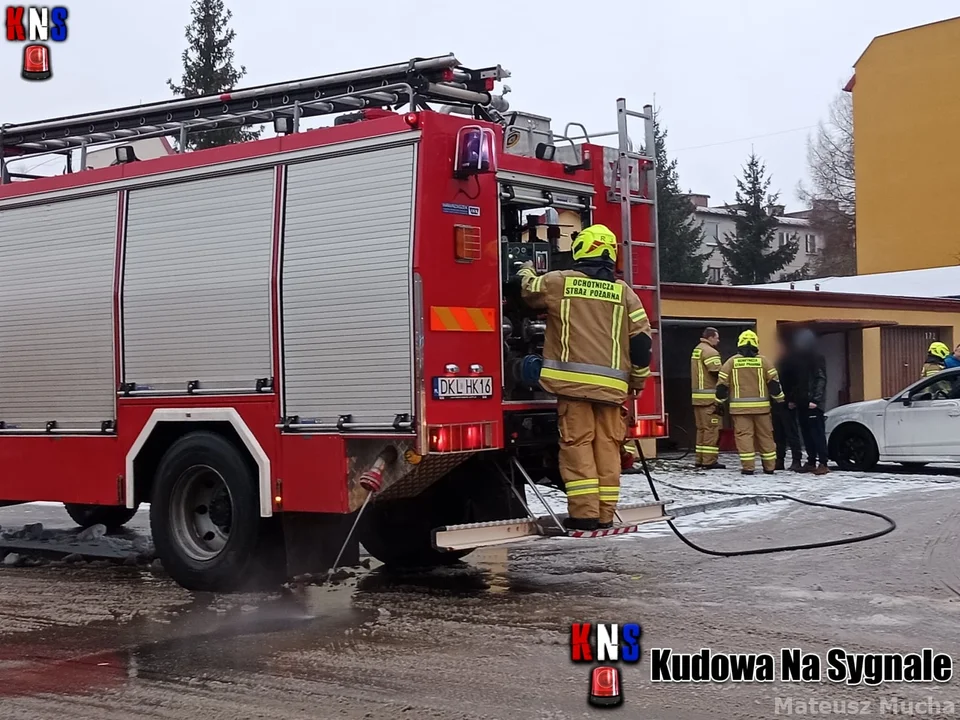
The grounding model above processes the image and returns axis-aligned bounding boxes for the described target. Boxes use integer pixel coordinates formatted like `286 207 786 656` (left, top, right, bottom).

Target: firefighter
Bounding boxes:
922 342 951 378
715 330 785 475
691 327 725 470
518 224 652 531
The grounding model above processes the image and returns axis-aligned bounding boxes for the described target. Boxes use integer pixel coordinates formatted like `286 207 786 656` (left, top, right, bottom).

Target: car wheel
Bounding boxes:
832 424 879 472
150 431 263 592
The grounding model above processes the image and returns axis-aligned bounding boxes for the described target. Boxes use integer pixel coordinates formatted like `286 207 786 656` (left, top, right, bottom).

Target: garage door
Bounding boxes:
881 326 942 397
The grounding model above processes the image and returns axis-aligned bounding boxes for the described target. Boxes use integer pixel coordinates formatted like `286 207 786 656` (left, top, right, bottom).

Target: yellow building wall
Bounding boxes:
661 297 960 401
854 17 960 274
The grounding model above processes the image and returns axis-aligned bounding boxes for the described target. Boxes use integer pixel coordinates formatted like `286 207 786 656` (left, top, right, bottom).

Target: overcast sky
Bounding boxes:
3 1 957 208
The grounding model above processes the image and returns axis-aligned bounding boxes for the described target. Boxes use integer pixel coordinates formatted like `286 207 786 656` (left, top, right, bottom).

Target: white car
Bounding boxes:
826 368 960 470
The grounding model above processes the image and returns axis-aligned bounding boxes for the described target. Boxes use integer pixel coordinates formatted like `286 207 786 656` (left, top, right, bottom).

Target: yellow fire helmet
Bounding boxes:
571 224 617 263
738 330 760 348
929 341 950 359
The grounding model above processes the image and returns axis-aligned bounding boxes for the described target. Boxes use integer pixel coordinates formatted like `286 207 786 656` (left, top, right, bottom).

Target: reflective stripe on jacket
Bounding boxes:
691 341 722 406
519 268 651 405
922 361 944 378
717 353 784 415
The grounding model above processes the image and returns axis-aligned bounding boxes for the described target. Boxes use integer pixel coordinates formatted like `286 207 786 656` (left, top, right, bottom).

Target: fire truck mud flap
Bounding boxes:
432 501 671 552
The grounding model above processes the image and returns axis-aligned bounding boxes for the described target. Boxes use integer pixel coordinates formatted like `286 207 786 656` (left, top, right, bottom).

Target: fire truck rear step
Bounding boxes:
432 501 671 552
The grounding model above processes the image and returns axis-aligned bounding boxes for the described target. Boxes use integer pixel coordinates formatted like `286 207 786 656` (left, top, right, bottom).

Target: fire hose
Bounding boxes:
632 440 898 557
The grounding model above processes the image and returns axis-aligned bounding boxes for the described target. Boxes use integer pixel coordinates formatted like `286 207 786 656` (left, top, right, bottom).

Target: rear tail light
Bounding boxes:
428 422 498 453
628 417 669 438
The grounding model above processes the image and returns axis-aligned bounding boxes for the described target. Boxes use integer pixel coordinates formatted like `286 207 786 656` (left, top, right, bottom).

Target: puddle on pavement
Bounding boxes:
0 581 373 699
0 546 571 700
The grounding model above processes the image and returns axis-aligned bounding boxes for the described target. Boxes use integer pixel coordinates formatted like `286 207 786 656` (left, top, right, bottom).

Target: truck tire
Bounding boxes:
150 431 262 592
64 503 139 531
359 454 524 567
831 424 879 472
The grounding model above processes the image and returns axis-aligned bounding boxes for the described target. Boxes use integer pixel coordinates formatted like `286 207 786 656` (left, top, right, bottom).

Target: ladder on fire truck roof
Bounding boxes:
0 54 508 179
614 99 659 294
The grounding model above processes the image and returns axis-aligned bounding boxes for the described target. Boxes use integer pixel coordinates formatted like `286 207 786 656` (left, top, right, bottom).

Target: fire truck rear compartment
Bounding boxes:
0 56 666 590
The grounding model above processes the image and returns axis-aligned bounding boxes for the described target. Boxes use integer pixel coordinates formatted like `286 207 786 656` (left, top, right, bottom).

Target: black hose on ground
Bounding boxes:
633 440 897 557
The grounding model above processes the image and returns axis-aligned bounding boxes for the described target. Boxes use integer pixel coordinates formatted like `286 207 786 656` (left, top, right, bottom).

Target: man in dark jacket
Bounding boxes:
772 336 803 471
783 329 829 475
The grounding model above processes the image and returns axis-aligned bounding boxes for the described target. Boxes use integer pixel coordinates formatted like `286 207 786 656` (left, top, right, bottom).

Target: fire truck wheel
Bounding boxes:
150 431 262 592
359 455 523 567
63 503 139 531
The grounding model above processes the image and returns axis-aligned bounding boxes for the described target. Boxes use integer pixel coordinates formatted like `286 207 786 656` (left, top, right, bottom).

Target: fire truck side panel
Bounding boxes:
122 171 276 390
0 194 118 430
413 115 504 437
280 141 418 426
0 437 120 504
276 433 348 513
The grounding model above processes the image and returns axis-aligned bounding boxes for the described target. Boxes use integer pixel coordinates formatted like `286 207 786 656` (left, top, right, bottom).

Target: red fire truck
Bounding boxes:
0 55 668 591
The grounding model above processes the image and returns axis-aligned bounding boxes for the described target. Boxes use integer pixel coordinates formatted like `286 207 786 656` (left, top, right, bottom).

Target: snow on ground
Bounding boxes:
523 454 960 539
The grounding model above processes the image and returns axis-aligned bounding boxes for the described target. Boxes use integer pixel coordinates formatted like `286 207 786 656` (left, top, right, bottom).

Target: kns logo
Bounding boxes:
570 623 642 663
5 6 69 41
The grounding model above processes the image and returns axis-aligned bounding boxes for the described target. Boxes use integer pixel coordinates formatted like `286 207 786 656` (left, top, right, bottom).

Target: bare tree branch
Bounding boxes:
798 92 857 276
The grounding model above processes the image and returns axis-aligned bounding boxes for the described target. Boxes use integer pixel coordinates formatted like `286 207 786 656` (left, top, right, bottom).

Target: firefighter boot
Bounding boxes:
557 398 600 523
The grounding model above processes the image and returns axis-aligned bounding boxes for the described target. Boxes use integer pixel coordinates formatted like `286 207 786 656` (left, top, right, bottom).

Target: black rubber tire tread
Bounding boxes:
831 423 880 472
150 431 262 592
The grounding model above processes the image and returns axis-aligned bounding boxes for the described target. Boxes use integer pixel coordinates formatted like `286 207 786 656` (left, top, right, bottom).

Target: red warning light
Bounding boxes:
589 665 622 708
22 44 52 82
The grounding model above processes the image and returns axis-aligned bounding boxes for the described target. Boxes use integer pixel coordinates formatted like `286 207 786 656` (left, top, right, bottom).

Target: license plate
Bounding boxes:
432 376 494 400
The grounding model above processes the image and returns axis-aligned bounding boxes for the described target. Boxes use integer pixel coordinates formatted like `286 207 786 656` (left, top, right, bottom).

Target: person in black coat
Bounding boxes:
772 336 803 471
782 329 829 474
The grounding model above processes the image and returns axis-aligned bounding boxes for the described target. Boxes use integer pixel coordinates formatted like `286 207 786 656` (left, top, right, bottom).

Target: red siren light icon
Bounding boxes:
22 44 52 82
588 665 623 708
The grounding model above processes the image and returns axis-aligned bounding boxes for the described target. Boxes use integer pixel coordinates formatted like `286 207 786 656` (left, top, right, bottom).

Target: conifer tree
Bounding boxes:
717 153 797 285
167 0 258 150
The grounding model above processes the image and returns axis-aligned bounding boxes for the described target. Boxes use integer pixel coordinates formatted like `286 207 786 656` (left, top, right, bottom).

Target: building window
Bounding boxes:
778 231 789 248
703 222 719 246
805 234 817 254
708 267 722 284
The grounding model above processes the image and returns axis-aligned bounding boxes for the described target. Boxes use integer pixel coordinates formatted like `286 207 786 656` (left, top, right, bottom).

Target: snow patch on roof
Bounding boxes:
751 265 960 299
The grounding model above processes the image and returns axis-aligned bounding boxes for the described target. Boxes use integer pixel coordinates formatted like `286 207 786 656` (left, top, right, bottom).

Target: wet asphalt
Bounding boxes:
2 485 960 719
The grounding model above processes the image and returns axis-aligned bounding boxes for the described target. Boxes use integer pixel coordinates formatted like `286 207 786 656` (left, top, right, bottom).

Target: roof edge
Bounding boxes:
661 282 960 312
855 15 960 67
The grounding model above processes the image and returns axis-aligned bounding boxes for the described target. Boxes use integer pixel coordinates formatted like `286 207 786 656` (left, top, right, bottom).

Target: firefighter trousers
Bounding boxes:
557 397 627 524
732 413 776 472
693 405 721 467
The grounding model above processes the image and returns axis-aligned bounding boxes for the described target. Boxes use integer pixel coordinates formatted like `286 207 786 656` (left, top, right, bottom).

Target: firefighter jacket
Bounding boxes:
518 266 651 405
691 341 722 406
716 351 785 415
922 356 945 378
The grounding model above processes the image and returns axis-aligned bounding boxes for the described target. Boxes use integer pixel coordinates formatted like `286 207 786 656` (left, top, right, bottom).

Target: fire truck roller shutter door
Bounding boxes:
123 170 276 390
282 143 417 426
0 194 117 429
